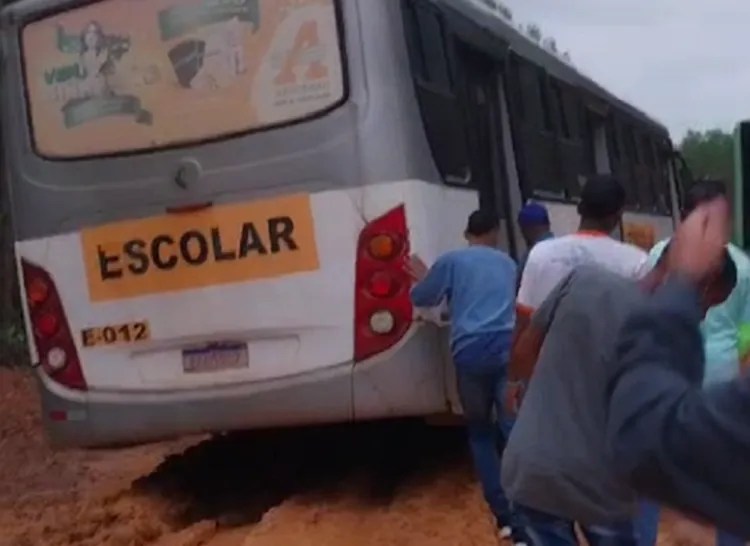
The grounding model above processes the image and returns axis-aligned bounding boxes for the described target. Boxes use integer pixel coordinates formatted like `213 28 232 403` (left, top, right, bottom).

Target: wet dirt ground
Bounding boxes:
0 369 718 546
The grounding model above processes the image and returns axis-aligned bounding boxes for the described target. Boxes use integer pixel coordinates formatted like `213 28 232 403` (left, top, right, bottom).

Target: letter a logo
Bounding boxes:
274 20 328 86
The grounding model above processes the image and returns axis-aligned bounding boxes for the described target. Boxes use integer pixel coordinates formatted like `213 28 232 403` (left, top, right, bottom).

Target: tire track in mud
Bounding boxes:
1 370 710 546
2 369 477 546
135 420 469 531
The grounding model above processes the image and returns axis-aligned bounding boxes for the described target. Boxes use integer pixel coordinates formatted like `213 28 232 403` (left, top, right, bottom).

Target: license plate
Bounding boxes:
182 343 248 374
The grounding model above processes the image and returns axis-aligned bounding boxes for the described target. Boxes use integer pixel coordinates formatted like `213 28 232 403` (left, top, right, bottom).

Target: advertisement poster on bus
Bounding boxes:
22 0 344 158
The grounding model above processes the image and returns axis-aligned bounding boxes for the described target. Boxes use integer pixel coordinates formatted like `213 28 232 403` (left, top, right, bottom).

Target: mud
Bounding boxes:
0 369 721 546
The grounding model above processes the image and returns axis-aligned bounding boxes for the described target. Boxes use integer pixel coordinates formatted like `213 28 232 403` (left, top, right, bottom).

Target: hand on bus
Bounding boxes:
668 197 730 283
406 254 428 281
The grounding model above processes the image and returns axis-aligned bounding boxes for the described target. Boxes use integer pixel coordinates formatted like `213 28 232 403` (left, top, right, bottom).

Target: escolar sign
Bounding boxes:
81 193 319 301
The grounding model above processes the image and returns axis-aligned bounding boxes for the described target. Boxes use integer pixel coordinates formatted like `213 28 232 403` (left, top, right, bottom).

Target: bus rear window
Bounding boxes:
21 0 346 159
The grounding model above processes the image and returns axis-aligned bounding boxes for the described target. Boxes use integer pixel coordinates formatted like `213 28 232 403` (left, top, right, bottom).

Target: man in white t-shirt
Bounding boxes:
515 175 648 317
509 175 648 380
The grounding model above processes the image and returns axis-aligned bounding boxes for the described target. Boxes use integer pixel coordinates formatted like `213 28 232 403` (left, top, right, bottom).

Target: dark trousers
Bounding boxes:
456 365 518 530
514 503 638 546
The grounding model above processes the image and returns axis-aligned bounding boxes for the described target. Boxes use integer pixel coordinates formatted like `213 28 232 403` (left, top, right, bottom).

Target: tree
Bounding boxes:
496 1 513 20
525 23 542 43
520 23 571 62
543 37 558 54
679 129 734 184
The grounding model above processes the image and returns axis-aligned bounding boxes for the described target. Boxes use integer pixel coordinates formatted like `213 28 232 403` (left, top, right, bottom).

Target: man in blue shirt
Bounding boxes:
408 209 524 545
639 180 750 546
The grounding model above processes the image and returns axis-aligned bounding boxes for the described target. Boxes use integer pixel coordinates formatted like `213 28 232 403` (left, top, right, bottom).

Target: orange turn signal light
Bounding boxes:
367 234 399 260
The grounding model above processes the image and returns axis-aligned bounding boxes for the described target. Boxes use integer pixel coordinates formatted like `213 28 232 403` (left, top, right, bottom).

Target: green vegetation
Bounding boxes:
679 129 734 184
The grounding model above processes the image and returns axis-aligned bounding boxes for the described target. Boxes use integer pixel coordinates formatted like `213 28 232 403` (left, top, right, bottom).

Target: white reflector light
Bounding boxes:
369 310 395 334
47 347 67 371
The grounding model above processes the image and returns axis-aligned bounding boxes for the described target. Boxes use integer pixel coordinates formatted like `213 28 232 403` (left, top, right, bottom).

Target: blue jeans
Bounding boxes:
637 500 744 546
515 503 638 546
456 366 517 530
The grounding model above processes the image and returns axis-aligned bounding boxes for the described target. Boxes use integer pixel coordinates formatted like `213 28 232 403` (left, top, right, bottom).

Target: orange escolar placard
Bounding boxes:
81 193 319 302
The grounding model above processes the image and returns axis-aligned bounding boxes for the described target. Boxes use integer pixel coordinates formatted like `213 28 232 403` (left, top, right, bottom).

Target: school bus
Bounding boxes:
2 0 681 448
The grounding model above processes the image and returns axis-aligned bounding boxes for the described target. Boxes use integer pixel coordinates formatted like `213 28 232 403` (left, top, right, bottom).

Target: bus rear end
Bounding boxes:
3 0 416 448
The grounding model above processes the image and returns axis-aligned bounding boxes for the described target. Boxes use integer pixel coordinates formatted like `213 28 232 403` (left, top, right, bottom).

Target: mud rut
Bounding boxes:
0 370 711 546
137 420 467 528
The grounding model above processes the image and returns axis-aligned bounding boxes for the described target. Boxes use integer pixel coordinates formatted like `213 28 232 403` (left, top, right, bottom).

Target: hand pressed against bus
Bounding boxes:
408 210 527 545
638 179 750 546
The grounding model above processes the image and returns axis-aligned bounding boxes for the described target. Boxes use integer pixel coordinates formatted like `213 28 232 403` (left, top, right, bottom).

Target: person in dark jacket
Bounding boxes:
607 197 750 540
638 179 749 546
500 252 734 546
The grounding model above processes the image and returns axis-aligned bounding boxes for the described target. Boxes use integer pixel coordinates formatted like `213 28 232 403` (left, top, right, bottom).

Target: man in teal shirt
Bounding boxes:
637 179 750 546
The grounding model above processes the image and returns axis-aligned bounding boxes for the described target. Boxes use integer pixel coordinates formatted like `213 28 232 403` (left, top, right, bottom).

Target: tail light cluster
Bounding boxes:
354 204 413 361
21 259 87 390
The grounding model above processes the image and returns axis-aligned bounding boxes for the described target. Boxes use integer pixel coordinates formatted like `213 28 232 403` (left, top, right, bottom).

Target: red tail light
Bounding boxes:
354 205 413 361
21 259 87 390
35 313 60 338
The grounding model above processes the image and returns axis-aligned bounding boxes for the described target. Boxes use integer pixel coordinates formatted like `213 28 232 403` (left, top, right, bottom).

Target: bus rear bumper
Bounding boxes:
37 363 354 449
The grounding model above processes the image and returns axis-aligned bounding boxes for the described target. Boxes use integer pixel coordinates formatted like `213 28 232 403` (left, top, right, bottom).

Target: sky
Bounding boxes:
507 0 750 141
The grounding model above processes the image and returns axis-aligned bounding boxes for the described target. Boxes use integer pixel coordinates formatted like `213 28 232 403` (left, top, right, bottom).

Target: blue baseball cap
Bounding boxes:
517 202 550 226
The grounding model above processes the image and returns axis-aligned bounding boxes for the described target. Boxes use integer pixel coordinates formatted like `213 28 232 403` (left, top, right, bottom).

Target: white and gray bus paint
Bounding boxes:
1 0 682 448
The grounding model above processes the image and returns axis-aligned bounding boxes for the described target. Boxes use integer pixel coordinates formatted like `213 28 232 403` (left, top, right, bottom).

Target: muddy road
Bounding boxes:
0 369 711 546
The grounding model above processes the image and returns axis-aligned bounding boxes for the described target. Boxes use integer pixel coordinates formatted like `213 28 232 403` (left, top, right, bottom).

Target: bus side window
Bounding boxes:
415 6 451 87
605 116 620 161
555 83 589 200
505 54 534 201
538 71 555 134
550 80 570 140
508 55 525 122
621 124 642 210
402 1 470 186
641 134 665 214
563 89 581 142
606 116 636 206
621 123 647 210
524 69 564 199
654 139 675 215
580 105 598 176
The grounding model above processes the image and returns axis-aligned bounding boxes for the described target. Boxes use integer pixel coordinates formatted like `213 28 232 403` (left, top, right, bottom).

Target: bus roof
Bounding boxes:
436 0 671 137
2 0 670 138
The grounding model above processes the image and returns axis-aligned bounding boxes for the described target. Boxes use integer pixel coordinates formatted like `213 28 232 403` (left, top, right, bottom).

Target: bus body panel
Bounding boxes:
351 181 478 420
37 350 355 448
34 178 473 447
16 188 361 392
2 0 684 449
